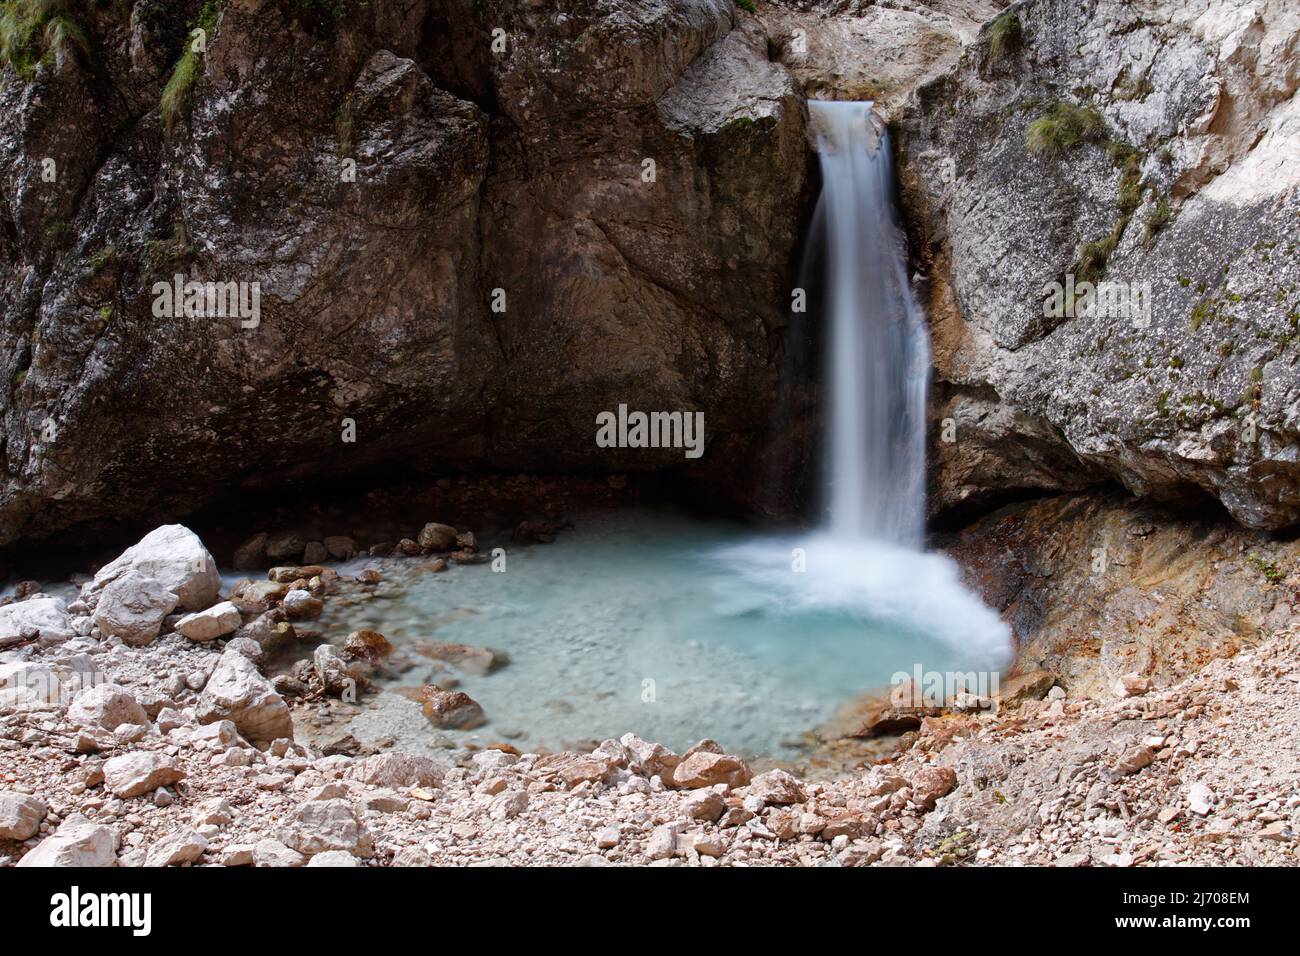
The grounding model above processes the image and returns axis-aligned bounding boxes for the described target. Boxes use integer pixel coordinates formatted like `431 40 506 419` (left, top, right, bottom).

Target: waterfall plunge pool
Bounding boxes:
313 509 1012 761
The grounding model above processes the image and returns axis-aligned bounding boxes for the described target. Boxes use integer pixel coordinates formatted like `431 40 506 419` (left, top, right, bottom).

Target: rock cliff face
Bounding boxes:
0 0 809 546
892 0 1300 528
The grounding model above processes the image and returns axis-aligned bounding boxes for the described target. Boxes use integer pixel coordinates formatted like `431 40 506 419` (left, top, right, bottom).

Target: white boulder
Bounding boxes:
66 683 148 731
0 792 47 840
84 525 220 612
91 570 177 645
0 597 73 648
103 752 185 799
16 813 117 867
197 650 293 744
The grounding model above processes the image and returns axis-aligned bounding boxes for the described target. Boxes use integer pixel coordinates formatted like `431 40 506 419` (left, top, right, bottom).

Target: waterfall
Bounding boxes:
808 101 930 548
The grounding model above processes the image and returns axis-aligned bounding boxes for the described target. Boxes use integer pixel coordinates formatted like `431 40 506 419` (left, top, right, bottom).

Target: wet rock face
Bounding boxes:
0 1 809 546
894 0 1300 529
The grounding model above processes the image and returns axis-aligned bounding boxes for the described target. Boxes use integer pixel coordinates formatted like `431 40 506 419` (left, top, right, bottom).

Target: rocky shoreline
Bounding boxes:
3 518 1297 867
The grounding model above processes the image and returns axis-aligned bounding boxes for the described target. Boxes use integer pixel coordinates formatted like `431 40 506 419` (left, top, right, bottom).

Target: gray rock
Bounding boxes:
103 752 185 799
90 570 178 645
196 651 294 744
0 791 47 840
0 597 72 648
66 683 148 731
82 526 220 612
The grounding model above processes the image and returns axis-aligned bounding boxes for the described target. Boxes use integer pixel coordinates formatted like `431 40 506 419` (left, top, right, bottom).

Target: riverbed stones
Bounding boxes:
66 683 148 731
413 640 509 675
344 629 392 662
174 601 242 642
196 650 294 744
324 536 356 560
417 522 459 552
103 752 185 798
0 597 73 648
0 792 47 839
672 751 751 790
83 525 220 612
16 814 116 867
91 570 178 645
415 685 486 729
282 589 323 620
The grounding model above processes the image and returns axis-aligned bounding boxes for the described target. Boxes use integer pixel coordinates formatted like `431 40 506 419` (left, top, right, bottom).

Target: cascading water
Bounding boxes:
808 101 930 546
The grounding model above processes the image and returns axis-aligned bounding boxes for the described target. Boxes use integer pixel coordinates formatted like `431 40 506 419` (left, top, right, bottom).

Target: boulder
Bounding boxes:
103 752 185 799
747 769 806 806
0 597 73 647
346 752 442 790
197 650 294 744
282 589 323 620
280 799 371 857
16 814 116 867
413 685 486 729
90 570 178 645
672 751 751 790
997 668 1056 708
417 522 459 552
0 791 47 840
83 526 220 612
343 629 392 662
252 838 305 867
66 683 148 731
144 828 208 867
911 766 958 811
174 601 243 642
306 850 363 867
324 536 356 560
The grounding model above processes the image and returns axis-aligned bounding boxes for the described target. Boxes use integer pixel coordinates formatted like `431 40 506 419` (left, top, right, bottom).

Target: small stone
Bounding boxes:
416 685 486 729
1187 782 1214 816
910 766 957 810
596 825 621 849
1117 674 1153 697
682 789 726 822
174 601 242 642
307 849 362 867
645 824 679 861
